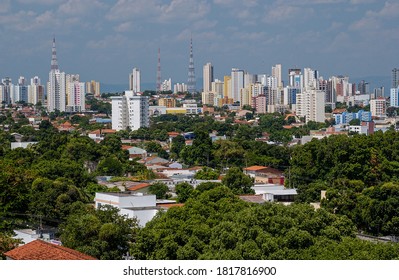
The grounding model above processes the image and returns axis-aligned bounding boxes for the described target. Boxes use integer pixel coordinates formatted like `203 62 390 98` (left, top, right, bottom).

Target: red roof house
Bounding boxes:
4 240 97 260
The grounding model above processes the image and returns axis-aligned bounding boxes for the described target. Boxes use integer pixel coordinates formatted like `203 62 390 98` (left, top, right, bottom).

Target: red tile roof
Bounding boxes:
4 240 97 260
121 145 133 150
158 203 184 209
127 183 150 191
239 195 266 204
89 129 116 135
244 165 268 171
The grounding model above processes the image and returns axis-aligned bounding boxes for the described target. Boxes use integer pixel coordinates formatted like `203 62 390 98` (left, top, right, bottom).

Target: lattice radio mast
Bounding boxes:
187 36 196 94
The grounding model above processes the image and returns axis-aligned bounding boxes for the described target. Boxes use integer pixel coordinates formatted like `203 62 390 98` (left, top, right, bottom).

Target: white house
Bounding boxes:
94 192 158 227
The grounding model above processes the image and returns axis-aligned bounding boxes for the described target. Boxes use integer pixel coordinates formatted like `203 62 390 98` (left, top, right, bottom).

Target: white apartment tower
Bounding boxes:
303 68 317 90
272 64 282 88
231 68 244 102
203 62 213 93
161 79 172 91
129 68 141 93
111 91 149 131
296 89 325 123
48 37 66 112
29 77 45 105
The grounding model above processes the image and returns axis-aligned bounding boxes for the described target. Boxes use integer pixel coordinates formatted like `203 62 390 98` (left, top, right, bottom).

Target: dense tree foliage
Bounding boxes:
0 122 139 230
222 167 255 195
175 182 194 203
290 131 399 236
0 232 22 260
149 182 170 199
3 106 399 259
194 167 219 180
131 187 399 260
289 131 399 192
60 204 138 259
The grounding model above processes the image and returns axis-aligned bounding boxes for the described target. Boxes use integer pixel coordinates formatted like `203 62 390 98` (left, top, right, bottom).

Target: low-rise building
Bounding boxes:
94 192 158 227
243 166 285 184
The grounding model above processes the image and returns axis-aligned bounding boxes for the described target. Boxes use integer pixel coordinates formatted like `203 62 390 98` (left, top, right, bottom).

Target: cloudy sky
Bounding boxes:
0 0 398 89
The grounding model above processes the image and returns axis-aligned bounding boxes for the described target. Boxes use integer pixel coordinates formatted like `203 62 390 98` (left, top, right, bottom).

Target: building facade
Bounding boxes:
203 62 213 93
370 97 387 117
111 91 149 131
231 68 244 102
296 89 325 123
47 38 66 112
129 68 141 93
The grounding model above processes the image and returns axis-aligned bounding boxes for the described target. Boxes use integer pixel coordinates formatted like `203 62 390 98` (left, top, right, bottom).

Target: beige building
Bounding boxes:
296 89 325 123
158 97 176 108
86 80 101 97
370 97 387 117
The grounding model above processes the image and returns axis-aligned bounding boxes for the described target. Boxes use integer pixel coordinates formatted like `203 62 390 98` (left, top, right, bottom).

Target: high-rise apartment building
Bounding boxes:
111 91 149 131
391 87 399 107
370 97 387 117
67 81 85 112
202 91 215 106
47 37 66 112
272 64 282 88
244 72 256 87
129 68 141 93
161 79 172 91
64 74 84 112
223 76 231 99
296 89 325 123
231 68 244 102
13 84 28 104
86 80 101 97
240 87 252 107
253 94 267 114
303 68 318 90
203 62 213 93
392 68 399 88
358 80 369 95
174 83 187 93
288 69 302 90
0 77 12 104
374 87 384 98
211 79 224 95
29 76 45 105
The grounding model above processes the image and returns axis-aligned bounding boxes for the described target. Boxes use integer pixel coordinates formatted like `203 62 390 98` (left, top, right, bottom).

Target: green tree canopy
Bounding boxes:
175 182 194 203
131 186 399 260
60 204 138 260
149 182 170 199
194 167 219 180
221 167 254 195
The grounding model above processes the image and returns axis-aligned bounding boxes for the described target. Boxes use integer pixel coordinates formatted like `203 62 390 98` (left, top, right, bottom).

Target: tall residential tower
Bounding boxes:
203 62 213 93
129 68 141 93
47 37 66 112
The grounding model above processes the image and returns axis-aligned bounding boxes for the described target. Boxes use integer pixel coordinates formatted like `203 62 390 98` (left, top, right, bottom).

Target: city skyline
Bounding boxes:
0 0 398 89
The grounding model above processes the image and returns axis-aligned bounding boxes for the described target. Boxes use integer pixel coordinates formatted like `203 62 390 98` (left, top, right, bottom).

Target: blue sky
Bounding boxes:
0 0 398 89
